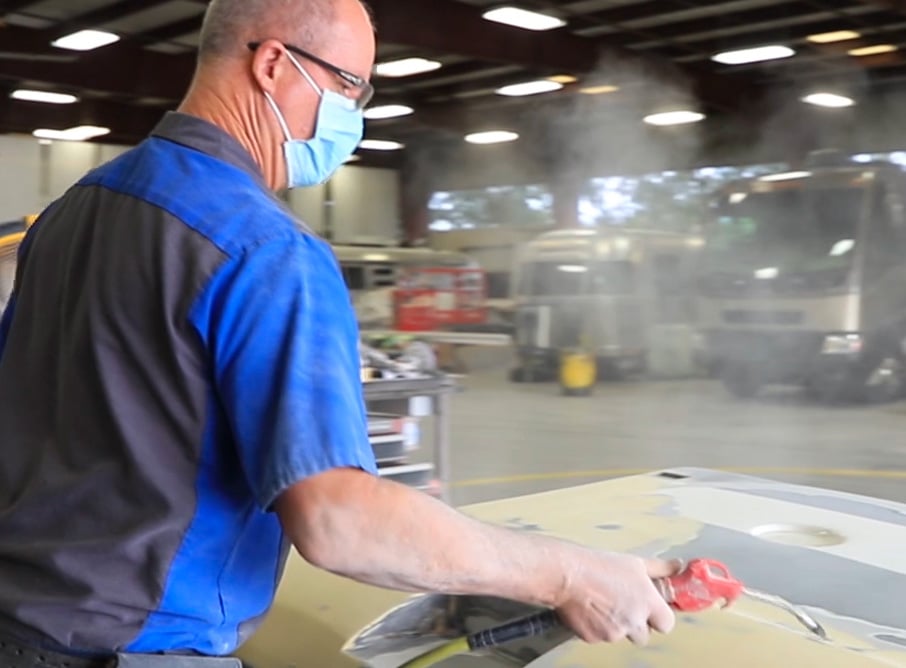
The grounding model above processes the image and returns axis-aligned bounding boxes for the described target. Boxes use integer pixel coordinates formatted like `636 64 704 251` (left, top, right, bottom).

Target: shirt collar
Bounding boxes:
150 111 264 181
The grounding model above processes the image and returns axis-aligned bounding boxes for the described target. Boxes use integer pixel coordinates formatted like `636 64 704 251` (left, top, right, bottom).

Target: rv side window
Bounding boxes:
653 254 693 323
519 261 635 296
521 262 588 296
591 261 635 295
340 264 367 290
863 183 906 283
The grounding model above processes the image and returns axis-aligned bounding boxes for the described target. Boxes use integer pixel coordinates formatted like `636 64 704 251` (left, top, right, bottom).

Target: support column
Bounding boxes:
399 180 431 245
550 172 581 229
398 145 440 246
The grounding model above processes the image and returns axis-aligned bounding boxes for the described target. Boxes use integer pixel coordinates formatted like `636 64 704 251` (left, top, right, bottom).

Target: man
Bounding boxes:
0 0 680 665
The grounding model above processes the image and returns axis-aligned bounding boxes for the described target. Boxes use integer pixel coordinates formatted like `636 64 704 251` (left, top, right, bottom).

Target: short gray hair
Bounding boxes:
198 0 337 58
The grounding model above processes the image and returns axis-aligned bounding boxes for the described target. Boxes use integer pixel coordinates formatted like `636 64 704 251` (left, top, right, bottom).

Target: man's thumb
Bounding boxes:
645 557 684 579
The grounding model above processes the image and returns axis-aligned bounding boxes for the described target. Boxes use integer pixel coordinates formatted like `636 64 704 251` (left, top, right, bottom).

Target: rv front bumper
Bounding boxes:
704 330 867 383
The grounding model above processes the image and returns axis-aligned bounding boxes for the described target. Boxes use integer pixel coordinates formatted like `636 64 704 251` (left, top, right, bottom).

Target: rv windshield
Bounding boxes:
520 260 634 296
705 185 865 273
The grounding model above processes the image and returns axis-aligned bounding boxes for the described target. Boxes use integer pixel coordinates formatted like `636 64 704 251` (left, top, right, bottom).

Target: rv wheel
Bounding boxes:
862 354 906 404
509 365 550 383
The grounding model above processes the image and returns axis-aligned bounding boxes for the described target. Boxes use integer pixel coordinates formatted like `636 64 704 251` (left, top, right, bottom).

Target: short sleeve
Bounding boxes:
192 231 378 510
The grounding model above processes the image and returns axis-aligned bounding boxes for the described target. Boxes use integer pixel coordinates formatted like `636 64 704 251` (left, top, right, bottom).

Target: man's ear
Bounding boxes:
249 39 286 95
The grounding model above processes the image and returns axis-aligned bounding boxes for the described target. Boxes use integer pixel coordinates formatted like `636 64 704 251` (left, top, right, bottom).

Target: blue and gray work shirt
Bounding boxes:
0 112 378 657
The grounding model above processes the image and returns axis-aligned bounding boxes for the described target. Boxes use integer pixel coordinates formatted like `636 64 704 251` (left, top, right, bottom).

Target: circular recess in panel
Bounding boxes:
750 524 846 547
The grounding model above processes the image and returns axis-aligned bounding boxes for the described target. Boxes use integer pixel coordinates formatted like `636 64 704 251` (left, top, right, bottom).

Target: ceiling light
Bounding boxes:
758 171 811 182
51 29 120 51
643 110 705 126
848 44 897 57
32 125 111 141
464 130 520 145
548 74 577 84
38 139 53 146
579 84 620 95
11 89 78 104
359 139 404 151
807 30 860 44
802 92 855 108
374 57 441 78
363 104 414 120
712 45 795 65
482 6 566 31
830 239 855 256
496 80 563 96
755 267 779 280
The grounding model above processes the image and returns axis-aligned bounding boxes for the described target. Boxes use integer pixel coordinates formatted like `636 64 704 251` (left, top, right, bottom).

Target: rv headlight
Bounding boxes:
822 333 863 355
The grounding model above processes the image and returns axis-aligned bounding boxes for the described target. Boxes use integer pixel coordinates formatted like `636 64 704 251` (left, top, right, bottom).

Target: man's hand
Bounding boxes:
277 468 684 647
553 552 683 646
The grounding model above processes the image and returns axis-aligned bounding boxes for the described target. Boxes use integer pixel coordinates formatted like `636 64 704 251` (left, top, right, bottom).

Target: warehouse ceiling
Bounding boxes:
2 0 906 170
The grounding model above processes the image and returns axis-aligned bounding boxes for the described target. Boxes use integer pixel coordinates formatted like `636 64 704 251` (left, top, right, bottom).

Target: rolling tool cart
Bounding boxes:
360 339 459 503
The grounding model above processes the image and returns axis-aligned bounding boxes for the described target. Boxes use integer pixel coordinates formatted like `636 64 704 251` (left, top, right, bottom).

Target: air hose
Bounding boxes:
398 610 560 668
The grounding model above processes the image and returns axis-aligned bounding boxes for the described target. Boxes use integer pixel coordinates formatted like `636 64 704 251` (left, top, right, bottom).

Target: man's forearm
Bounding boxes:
276 469 574 608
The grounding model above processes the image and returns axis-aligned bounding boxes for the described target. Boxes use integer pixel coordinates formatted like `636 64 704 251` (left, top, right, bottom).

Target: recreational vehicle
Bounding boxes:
696 156 906 401
332 244 479 328
510 227 704 380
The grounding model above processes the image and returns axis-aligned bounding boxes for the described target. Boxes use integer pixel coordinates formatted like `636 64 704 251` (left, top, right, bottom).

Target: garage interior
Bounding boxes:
3 0 906 498
3 0 906 664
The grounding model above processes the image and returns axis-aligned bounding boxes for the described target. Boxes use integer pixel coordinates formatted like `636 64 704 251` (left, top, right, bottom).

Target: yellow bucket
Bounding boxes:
559 351 596 396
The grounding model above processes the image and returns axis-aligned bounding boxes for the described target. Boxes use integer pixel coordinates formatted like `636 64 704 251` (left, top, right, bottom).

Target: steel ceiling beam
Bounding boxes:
639 12 898 61
0 0 39 17
50 0 171 37
139 15 202 43
365 0 601 73
0 4 774 148
0 25 194 100
851 0 906 14
0 96 166 140
575 0 734 27
585 0 863 46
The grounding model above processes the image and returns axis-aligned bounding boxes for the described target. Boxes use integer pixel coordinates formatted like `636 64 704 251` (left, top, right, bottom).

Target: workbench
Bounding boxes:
362 374 460 503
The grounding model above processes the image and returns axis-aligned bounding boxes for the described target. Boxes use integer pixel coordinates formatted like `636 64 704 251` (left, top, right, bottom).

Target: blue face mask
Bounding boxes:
264 52 363 188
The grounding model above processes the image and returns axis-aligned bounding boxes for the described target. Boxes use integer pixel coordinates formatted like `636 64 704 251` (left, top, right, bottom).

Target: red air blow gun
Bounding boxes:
463 558 825 654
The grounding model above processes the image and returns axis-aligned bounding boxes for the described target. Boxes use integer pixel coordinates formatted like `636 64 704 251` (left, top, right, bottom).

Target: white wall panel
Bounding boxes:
0 135 402 245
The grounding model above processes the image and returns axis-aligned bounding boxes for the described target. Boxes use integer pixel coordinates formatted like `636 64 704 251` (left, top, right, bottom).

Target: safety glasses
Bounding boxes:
248 41 374 109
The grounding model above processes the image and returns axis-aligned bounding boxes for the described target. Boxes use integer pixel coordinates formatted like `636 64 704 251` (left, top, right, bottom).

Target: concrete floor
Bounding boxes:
439 357 906 508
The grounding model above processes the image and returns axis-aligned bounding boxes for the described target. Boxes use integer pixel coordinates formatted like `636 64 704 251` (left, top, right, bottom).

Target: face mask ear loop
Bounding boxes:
263 91 294 142
285 51 324 99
